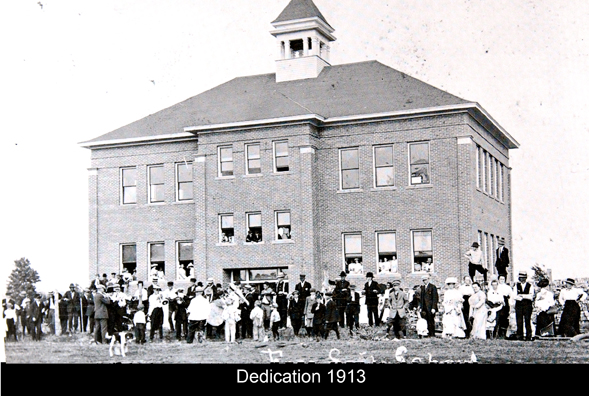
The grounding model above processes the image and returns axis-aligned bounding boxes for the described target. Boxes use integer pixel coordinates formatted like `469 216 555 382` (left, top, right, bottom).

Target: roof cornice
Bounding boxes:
78 132 196 149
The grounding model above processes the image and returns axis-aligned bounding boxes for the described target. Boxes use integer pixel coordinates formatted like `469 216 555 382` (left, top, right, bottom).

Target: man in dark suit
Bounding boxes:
495 238 510 279
363 272 381 326
275 273 289 328
323 292 340 339
62 283 81 334
345 284 361 335
419 274 439 337
329 271 350 328
288 290 305 336
27 294 44 341
295 274 312 301
93 284 111 344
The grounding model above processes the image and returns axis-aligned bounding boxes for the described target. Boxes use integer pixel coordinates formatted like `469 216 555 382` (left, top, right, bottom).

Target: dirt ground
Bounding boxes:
4 325 588 364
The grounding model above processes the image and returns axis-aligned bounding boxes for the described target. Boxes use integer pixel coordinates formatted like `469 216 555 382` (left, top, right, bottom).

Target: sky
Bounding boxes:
1 0 588 294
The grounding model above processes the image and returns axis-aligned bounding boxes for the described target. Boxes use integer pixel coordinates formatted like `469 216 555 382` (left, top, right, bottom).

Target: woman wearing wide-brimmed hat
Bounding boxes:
534 279 556 337
441 277 466 338
557 278 587 337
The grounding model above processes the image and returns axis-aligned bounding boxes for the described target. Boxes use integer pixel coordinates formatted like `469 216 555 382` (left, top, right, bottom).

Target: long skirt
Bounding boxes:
535 311 555 336
558 300 581 337
470 306 487 340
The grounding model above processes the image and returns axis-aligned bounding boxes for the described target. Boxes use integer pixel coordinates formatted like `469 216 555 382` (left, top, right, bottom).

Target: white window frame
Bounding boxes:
218 145 234 177
219 213 235 244
120 166 137 205
273 140 290 173
339 147 360 190
275 210 292 241
342 232 363 274
482 150 488 193
373 144 395 188
408 142 431 186
148 164 165 204
376 231 398 274
245 143 262 175
245 212 263 244
148 241 166 275
411 229 433 273
499 164 504 202
476 145 481 189
175 161 193 202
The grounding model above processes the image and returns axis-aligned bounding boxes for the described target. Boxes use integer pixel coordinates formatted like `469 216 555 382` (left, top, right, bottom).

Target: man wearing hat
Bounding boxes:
203 278 217 303
465 242 488 283
162 281 178 333
495 238 510 279
27 294 44 341
93 284 111 344
186 286 210 343
148 285 165 341
16 291 30 336
364 272 382 327
295 274 312 301
323 292 340 339
288 290 305 336
345 284 361 335
275 272 289 328
419 273 439 337
329 271 350 328
62 283 81 334
512 271 534 341
386 276 409 339
238 284 255 339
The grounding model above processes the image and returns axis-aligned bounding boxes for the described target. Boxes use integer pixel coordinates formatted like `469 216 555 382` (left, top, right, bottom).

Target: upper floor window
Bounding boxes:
218 146 234 177
412 230 433 273
273 141 289 172
374 145 394 187
343 233 363 275
377 232 398 274
121 167 137 205
219 214 235 244
246 212 263 243
340 148 360 190
275 211 292 240
409 142 430 185
176 162 193 201
246 143 261 175
148 165 165 203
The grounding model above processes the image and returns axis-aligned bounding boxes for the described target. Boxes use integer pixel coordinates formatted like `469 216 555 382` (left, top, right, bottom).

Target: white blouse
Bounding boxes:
559 287 587 305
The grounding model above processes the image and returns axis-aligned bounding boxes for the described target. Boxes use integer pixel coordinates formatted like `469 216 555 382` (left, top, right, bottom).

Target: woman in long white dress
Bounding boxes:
469 282 487 339
442 277 466 338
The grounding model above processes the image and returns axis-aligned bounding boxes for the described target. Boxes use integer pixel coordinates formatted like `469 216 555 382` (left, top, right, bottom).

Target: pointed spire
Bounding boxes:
273 0 332 28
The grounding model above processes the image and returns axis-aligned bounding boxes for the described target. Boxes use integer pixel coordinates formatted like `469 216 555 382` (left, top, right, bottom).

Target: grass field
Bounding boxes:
4 326 588 364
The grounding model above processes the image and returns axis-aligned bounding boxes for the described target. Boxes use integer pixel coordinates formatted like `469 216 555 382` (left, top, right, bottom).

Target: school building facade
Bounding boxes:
81 0 519 289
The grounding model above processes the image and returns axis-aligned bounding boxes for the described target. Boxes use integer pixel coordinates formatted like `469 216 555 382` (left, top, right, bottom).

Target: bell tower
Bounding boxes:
271 0 336 82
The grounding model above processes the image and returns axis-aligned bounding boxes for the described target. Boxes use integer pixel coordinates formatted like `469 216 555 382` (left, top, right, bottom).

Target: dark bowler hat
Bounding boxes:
366 272 374 278
167 281 174 286
471 242 479 248
339 271 347 277
69 283 76 288
537 279 550 288
565 278 575 285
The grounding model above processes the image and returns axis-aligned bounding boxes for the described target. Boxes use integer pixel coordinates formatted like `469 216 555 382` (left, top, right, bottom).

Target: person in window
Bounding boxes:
348 258 363 275
254 232 262 243
390 256 399 273
177 264 187 280
246 231 255 243
221 233 230 243
378 259 390 274
278 227 291 240
414 262 422 272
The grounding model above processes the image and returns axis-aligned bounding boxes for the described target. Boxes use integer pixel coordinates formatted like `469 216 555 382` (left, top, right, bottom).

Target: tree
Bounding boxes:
531 264 550 285
5 257 41 301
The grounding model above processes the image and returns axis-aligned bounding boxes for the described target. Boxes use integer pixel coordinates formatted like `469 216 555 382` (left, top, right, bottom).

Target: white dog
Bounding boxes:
106 330 134 357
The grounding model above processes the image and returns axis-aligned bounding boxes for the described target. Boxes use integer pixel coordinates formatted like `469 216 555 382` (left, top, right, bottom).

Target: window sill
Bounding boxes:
375 271 400 276
411 270 435 275
406 184 433 190
370 186 397 192
242 173 263 178
147 202 166 206
243 241 265 245
346 273 365 277
269 171 292 176
172 200 194 205
271 239 295 244
215 176 235 180
216 243 237 247
337 188 364 194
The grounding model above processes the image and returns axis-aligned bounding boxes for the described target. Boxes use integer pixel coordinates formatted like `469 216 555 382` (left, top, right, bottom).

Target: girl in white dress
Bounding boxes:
442 277 466 338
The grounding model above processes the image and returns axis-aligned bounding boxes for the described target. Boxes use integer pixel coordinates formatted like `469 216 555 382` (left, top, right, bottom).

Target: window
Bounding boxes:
275 211 291 240
246 212 263 243
481 150 487 193
376 232 398 273
273 141 289 172
176 162 193 201
218 146 234 177
499 164 504 201
246 143 261 174
343 233 363 274
412 230 433 272
409 142 430 185
121 167 137 204
227 267 288 292
495 160 500 200
374 145 394 187
219 214 235 244
340 148 360 190
491 234 497 274
149 242 165 275
476 145 481 189
176 241 193 280
148 165 165 203
490 157 496 197
121 244 137 275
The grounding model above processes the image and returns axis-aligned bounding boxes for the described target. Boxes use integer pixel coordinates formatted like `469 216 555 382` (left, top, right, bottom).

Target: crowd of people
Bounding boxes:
3 253 588 346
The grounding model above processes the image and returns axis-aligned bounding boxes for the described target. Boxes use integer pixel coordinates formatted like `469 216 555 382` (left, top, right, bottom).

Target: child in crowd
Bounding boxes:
311 292 326 341
133 304 146 344
222 296 240 343
270 302 281 341
416 310 429 338
250 300 265 342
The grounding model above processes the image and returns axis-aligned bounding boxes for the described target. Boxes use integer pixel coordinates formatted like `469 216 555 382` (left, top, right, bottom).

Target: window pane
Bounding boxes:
248 159 261 172
342 169 359 189
247 144 260 159
179 242 193 261
275 142 288 157
277 212 290 226
150 185 164 202
344 234 362 254
413 231 432 251
410 164 430 184
248 213 262 227
221 161 233 174
378 233 396 253
276 156 289 169
375 146 393 167
221 215 234 228
376 167 394 187
178 163 192 182
341 149 359 170
150 243 165 261
123 186 136 204
220 147 233 161
150 166 164 184
410 143 429 165
122 245 136 263
122 168 136 187
178 182 193 200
